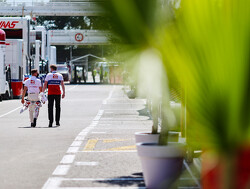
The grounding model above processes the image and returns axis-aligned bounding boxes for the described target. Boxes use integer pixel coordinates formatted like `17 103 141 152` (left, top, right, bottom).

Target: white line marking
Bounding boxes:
42 177 62 189
60 187 145 189
98 110 104 114
79 150 137 153
0 106 22 118
67 85 78 91
91 132 107 134
107 86 115 100
93 128 149 130
75 136 86 141
71 141 83 147
183 161 201 187
94 116 101 121
43 88 114 188
60 155 75 164
67 147 80 153
83 127 94 130
100 86 115 106
79 132 88 136
52 165 71 176
74 162 99 166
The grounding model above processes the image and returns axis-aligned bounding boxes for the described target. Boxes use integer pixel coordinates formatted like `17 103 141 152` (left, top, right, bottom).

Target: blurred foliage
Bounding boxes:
99 0 158 46
98 0 250 155
36 16 109 30
162 0 250 154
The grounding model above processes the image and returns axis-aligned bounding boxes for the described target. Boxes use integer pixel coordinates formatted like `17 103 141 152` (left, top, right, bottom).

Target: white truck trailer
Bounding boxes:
50 46 57 66
0 29 11 101
0 17 30 98
0 17 29 98
5 39 23 98
0 17 29 75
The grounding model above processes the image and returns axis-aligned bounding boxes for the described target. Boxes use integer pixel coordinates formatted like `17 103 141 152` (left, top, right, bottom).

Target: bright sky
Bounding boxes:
7 0 50 2
5 0 52 4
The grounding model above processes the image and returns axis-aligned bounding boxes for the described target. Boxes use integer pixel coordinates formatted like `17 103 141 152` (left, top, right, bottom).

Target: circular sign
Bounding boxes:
75 33 84 42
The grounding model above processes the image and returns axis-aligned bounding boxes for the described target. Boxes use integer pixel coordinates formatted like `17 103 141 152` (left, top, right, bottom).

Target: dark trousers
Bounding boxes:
48 95 61 123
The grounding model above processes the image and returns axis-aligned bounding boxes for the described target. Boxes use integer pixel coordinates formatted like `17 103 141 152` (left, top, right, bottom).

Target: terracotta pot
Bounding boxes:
202 146 250 189
135 132 160 143
137 142 185 189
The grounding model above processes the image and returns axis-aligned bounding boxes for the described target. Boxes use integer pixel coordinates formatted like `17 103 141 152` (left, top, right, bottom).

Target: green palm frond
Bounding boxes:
98 0 250 153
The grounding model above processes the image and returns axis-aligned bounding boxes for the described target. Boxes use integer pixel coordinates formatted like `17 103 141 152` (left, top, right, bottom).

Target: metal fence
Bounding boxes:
0 0 103 16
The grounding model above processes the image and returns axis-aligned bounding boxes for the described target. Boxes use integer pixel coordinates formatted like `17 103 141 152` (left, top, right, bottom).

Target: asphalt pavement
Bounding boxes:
0 84 113 189
0 84 200 189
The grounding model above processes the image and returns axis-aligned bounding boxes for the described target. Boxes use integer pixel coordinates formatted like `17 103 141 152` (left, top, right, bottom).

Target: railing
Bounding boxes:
0 0 104 16
0 0 103 6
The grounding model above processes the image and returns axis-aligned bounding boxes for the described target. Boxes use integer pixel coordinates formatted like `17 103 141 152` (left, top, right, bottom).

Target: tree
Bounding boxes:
36 16 89 30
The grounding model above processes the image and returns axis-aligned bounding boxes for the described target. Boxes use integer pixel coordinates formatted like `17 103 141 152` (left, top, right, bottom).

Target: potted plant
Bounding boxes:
134 49 163 144
136 84 185 188
100 0 250 186
98 1 187 188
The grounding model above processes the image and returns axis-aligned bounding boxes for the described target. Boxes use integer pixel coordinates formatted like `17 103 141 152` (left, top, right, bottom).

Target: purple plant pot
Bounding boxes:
136 142 185 189
135 132 160 143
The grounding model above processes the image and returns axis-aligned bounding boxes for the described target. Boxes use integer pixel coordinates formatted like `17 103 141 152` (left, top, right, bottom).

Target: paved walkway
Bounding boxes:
42 86 200 189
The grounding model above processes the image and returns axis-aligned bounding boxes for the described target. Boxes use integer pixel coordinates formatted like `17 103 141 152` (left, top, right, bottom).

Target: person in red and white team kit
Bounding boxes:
42 64 65 127
21 69 42 127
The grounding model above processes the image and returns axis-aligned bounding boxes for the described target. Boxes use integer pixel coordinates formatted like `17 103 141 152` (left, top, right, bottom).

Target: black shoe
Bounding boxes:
49 122 52 127
56 122 60 126
31 123 34 127
33 118 37 127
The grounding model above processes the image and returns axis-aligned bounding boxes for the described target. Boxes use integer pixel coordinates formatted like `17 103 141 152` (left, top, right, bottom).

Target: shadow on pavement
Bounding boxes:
137 107 151 120
96 173 145 187
18 125 61 129
132 172 143 176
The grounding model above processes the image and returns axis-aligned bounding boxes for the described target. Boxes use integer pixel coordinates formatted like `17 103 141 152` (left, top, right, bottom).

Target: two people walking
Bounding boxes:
21 64 65 127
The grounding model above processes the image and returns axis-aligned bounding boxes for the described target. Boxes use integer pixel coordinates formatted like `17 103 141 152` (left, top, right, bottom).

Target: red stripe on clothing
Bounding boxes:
48 85 61 95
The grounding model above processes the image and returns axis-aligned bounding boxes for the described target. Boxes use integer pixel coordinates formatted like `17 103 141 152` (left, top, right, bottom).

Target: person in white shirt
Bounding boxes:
21 69 42 127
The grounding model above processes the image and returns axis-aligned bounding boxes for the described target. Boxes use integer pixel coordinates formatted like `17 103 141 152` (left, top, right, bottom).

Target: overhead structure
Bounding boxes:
0 0 104 16
71 54 105 64
47 30 108 69
48 30 109 46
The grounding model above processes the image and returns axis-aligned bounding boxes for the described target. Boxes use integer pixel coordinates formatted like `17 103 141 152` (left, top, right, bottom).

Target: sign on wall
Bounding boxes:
75 33 84 42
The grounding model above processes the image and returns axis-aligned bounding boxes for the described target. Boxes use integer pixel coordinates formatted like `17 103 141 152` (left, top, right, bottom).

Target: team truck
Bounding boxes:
0 17 29 98
5 39 23 98
0 29 11 101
